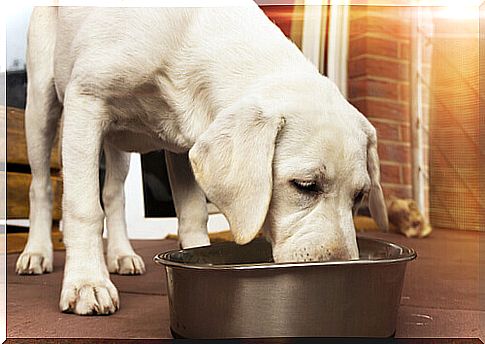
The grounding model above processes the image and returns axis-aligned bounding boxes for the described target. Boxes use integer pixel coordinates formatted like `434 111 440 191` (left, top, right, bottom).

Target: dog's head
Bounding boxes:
189 74 388 263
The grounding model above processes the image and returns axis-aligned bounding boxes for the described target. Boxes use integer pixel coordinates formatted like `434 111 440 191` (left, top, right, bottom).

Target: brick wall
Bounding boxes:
348 6 413 200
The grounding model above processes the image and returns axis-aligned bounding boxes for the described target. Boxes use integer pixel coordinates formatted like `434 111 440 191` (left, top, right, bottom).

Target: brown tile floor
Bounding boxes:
6 229 485 339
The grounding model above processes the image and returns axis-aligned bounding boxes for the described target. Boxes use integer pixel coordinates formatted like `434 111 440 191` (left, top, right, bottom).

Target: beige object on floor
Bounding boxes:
387 198 432 238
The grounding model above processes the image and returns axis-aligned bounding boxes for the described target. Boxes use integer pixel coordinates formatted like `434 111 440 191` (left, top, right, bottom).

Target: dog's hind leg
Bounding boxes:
16 8 62 275
103 143 145 275
165 151 210 248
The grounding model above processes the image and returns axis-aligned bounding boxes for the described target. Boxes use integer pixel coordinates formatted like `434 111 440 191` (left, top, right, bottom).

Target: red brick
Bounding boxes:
348 78 399 100
261 5 294 38
366 6 412 21
349 16 368 37
382 185 413 199
350 15 410 39
365 6 398 18
348 79 366 99
377 142 411 164
371 120 400 141
350 6 412 21
400 124 411 141
380 163 401 184
349 98 367 113
369 15 410 39
351 99 409 123
401 165 412 184
348 59 365 78
399 42 410 60
367 79 400 99
348 38 366 57
348 57 409 81
349 37 399 59
349 6 369 23
399 84 410 102
369 37 400 58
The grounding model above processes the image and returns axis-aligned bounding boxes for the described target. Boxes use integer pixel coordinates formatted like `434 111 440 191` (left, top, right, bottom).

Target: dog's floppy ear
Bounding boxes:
189 102 285 245
366 134 389 232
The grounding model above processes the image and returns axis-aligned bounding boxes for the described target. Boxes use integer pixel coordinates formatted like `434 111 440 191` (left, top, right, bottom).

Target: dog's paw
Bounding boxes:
16 250 53 274
107 253 146 275
60 279 119 315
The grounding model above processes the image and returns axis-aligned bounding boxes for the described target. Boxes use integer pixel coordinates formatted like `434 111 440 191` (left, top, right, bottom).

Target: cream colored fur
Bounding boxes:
17 4 388 315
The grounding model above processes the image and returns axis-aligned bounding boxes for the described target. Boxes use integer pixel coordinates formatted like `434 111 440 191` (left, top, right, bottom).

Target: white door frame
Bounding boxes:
301 0 349 96
124 153 229 239
326 0 350 97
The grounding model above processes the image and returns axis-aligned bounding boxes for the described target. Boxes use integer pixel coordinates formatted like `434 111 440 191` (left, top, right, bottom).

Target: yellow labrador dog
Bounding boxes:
17 4 388 315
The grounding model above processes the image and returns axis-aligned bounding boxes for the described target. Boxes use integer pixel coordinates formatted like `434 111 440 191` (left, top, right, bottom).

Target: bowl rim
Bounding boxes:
153 236 417 271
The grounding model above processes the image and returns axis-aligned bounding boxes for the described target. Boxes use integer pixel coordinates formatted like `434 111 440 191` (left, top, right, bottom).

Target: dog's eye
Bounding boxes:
291 180 320 193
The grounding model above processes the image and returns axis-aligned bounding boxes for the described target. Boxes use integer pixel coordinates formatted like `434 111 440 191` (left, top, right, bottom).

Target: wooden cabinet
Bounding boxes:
6 107 64 252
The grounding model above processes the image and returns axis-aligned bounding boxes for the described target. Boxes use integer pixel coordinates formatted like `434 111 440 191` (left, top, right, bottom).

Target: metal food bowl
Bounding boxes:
154 236 416 339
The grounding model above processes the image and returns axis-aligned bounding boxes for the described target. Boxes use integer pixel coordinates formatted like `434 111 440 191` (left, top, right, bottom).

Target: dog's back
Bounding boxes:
40 6 310 105
27 7 58 98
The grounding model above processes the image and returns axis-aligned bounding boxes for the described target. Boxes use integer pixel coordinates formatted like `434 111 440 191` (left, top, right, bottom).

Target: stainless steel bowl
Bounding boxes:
154 236 416 339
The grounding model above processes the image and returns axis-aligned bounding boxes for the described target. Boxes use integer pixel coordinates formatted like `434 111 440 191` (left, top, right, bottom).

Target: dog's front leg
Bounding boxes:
103 143 145 275
59 88 118 315
165 151 210 248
